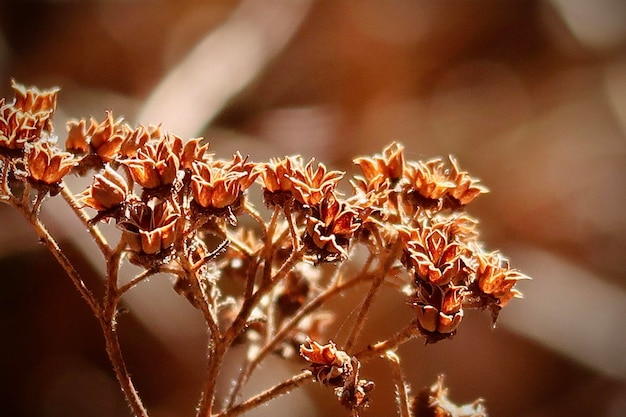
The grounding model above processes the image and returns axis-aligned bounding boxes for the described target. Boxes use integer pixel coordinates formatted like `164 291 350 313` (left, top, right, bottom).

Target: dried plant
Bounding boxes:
0 81 530 417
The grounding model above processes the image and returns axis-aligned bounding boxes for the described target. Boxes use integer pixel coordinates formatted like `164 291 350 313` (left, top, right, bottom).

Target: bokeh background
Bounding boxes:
1 1 625 416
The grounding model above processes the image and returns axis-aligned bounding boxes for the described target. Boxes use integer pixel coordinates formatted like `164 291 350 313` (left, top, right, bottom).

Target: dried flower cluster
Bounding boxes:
1 81 530 417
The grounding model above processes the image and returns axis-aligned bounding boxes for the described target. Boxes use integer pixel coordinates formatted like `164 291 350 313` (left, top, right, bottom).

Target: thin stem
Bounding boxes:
118 268 156 295
216 371 312 417
344 240 402 353
226 269 372 408
59 183 112 256
17 202 101 319
102 242 149 417
283 204 300 251
243 200 267 235
177 253 223 417
103 319 150 417
385 351 411 417
354 321 420 363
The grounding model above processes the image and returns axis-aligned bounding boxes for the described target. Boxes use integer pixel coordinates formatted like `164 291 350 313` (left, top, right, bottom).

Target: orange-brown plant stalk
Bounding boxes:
0 81 529 417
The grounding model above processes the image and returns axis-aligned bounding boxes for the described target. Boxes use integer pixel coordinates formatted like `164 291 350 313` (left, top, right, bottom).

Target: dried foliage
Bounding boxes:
0 81 530 417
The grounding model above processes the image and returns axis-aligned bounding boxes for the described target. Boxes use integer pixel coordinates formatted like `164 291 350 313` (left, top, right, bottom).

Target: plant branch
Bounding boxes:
216 370 313 417
59 183 112 256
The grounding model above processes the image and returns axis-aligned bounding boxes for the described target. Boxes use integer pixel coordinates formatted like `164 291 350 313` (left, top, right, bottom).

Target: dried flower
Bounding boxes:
399 220 469 287
117 198 180 257
289 158 344 207
304 196 361 262
190 161 246 212
300 339 374 410
300 339 352 384
260 156 343 209
25 141 76 186
468 251 529 322
80 165 130 212
403 156 488 210
122 133 182 189
65 111 130 164
411 283 465 342
1 82 58 152
353 141 405 187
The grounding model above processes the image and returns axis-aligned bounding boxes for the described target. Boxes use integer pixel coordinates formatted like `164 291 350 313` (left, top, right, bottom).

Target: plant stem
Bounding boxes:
18 201 101 319
216 371 312 417
59 183 112 256
344 239 402 352
103 242 150 417
354 321 420 363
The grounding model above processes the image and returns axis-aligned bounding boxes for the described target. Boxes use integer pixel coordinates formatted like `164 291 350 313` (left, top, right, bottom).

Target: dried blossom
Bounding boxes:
300 340 374 410
353 141 405 187
12 80 59 116
403 156 487 210
80 165 131 214
25 141 76 187
468 251 529 322
289 158 344 207
117 198 180 259
190 157 256 214
399 220 470 287
180 137 210 170
411 283 465 342
412 375 487 417
1 82 58 152
260 156 343 209
259 156 300 196
300 339 353 384
404 158 455 204
122 133 182 190
118 124 156 159
304 196 361 262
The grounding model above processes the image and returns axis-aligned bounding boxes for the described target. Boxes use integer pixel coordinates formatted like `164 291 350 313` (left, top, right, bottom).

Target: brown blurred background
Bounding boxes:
1 1 625 416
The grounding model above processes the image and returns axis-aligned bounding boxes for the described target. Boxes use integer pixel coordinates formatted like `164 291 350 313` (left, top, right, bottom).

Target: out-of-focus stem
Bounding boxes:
216 371 312 417
344 240 402 352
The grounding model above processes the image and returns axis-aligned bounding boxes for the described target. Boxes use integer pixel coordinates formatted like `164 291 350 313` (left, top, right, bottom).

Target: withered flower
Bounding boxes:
65 119 90 154
353 142 405 187
190 154 258 214
80 165 130 213
300 339 374 410
411 282 465 342
259 156 299 193
190 161 244 209
25 141 76 186
122 133 182 189
66 111 129 162
180 137 210 170
447 156 488 206
399 220 468 287
304 196 360 262
1 81 58 152
118 124 156 159
260 156 343 209
300 339 353 385
404 158 456 206
470 251 528 320
117 198 180 258
12 79 59 116
289 158 344 207
403 156 488 210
